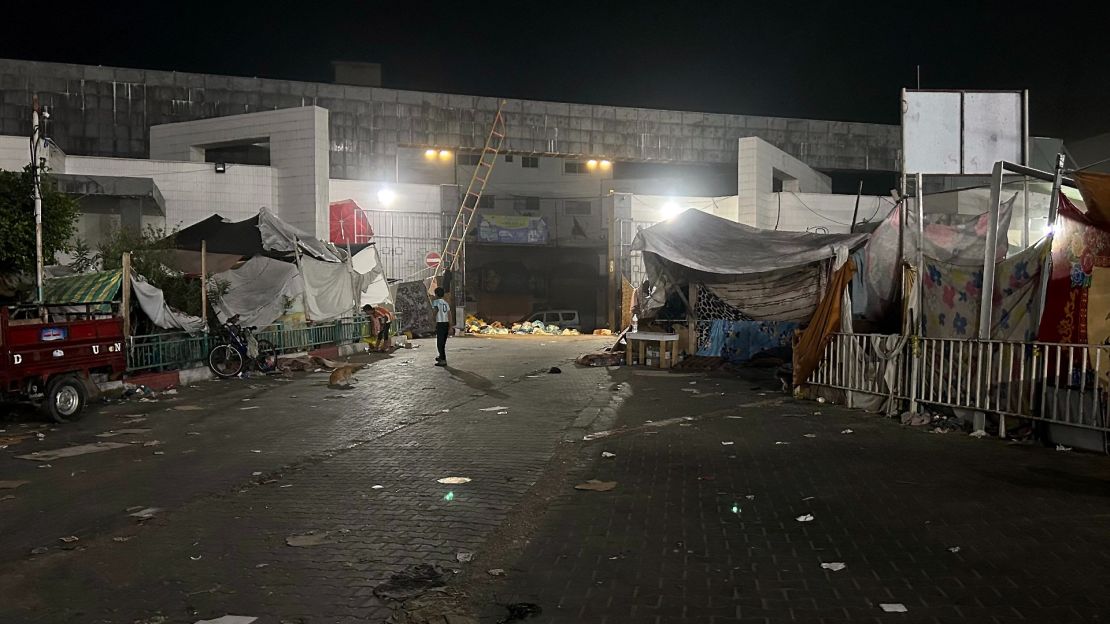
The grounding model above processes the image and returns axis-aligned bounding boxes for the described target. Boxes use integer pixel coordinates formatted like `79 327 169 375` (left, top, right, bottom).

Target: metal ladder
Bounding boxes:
438 100 507 275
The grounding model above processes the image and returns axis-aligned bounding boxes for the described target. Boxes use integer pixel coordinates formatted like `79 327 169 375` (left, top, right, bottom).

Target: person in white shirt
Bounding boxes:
431 287 451 366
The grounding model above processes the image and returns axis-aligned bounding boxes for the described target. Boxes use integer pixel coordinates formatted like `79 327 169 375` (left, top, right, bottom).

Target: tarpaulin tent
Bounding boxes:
633 209 866 363
169 208 341 272
634 209 867 321
43 269 204 333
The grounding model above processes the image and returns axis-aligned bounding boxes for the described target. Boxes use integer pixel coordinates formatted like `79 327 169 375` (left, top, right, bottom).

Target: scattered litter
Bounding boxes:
95 428 152 438
193 617 258 624
59 535 79 544
802 496 815 501
948 546 961 553
255 563 268 568
501 603 542 622
745 495 755 500
240 406 259 411
371 485 384 489
113 536 134 542
129 507 162 521
187 432 201 436
1056 444 1072 452
153 451 165 455
437 477 471 485
730 504 741 514
252 471 262 476
250 449 261 453
143 441 162 447
37 464 53 469
820 562 846 571
721 441 734 446
487 568 506 576
548 367 562 374
173 405 204 411
726 415 743 419
803 433 817 438
601 451 616 458
456 551 474 563
279 484 293 488
30 546 48 555
681 388 699 393
879 604 908 613
162 389 178 396
373 564 447 601
479 406 509 412
813 411 822 415
774 441 790 445
285 531 332 547
575 479 617 492
816 397 827 404
841 429 853 434
0 480 29 490
796 514 814 522
497 411 508 415
442 491 455 501
16 442 129 462
190 555 203 561
969 430 988 438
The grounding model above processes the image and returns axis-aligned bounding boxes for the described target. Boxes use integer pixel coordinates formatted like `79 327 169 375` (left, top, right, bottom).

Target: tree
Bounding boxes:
98 225 227 326
0 165 80 276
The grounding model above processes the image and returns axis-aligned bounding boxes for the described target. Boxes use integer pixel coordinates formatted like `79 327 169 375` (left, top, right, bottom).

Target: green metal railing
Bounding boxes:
126 318 374 372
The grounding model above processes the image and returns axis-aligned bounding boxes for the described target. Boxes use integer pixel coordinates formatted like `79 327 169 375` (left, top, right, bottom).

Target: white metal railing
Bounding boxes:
809 333 1110 434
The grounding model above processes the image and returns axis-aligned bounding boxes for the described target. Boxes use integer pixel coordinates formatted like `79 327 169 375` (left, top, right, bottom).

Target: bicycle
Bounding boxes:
207 315 278 378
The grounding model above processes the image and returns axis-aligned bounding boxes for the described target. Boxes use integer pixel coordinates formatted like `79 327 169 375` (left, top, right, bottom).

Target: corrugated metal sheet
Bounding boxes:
364 210 442 280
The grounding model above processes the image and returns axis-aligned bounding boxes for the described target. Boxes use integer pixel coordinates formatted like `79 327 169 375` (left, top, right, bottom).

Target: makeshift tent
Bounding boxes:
350 246 392 310
329 199 374 245
1039 194 1110 346
633 209 866 364
214 256 304 328
169 208 341 270
300 256 377 322
857 196 1015 323
130 273 206 333
43 270 122 304
42 269 204 333
634 209 866 320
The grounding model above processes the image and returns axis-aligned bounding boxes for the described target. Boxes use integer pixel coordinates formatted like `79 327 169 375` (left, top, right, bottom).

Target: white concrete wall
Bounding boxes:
150 106 329 238
738 137 832 226
64 156 272 230
766 193 893 233
0 135 66 173
630 194 739 224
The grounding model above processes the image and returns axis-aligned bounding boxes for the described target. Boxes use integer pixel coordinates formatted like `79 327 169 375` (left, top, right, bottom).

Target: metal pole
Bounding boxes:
31 97 44 305
850 179 863 232
978 161 1004 340
1022 90 1031 249
1035 153 1066 329
915 173 925 335
201 240 208 330
121 252 131 340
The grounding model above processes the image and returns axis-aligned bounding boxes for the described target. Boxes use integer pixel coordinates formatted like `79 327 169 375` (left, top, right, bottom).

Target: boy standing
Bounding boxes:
432 287 451 367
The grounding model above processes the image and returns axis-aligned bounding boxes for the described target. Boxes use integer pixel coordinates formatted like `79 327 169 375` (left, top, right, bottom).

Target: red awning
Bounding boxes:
329 199 374 244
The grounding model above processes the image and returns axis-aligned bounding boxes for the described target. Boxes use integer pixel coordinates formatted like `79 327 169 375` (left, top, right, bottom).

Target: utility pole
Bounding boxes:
31 96 45 304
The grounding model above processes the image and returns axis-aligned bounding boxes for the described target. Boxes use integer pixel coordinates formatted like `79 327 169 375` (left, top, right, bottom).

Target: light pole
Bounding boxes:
30 96 45 305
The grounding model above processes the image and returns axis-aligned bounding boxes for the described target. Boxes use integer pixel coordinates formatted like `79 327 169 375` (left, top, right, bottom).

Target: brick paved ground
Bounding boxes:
484 369 1110 624
2 340 1110 624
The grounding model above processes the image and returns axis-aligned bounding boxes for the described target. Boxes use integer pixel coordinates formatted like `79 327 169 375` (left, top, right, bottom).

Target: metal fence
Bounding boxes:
126 318 372 373
809 333 1110 435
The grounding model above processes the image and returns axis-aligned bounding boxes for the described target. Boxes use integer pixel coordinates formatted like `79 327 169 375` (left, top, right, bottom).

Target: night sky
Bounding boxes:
1 1 1105 140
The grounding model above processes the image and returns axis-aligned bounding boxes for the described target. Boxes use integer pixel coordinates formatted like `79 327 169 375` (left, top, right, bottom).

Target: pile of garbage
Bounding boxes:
465 315 580 336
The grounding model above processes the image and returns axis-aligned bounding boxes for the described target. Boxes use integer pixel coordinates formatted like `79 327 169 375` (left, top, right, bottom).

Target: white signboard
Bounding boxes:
903 90 1024 175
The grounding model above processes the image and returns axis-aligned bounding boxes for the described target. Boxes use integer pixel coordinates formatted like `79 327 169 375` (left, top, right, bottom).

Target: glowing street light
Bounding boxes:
586 159 599 170
377 187 396 207
438 149 452 160
600 159 612 170
424 149 437 159
661 200 682 220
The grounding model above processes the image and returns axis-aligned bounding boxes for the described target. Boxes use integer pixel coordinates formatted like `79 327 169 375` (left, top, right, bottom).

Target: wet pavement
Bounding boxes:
1 337 1109 623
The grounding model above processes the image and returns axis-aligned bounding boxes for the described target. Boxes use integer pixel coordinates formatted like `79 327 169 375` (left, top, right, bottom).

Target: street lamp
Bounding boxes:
377 187 396 207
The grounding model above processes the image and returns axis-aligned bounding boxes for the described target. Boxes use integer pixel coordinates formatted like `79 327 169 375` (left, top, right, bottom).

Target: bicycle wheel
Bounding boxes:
208 343 245 378
254 339 278 373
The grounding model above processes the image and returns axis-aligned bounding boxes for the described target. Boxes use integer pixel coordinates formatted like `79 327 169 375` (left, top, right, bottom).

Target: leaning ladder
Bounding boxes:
438 100 507 276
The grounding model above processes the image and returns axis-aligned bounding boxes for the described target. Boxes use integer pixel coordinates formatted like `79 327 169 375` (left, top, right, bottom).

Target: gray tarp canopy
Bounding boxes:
632 209 868 321
633 209 868 276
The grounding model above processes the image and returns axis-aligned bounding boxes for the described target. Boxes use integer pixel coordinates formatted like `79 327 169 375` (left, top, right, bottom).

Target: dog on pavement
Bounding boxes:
328 363 367 389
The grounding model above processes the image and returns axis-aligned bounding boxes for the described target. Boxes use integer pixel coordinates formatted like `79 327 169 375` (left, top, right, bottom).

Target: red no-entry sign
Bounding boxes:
425 251 441 268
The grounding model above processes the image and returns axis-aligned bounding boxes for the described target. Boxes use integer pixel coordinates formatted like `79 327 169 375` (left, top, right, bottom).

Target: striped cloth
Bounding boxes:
43 270 123 304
